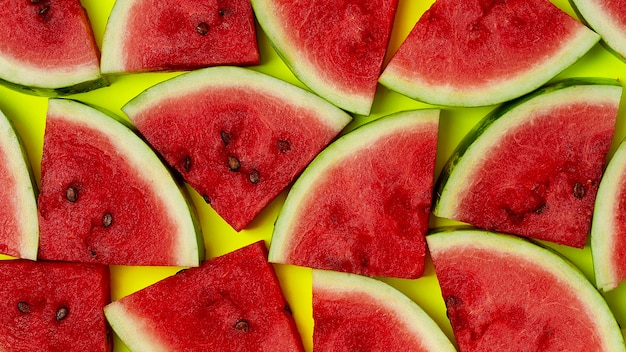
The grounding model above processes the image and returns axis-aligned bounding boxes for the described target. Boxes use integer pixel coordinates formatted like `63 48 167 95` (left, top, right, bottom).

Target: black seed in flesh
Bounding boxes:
56 307 69 321
234 319 249 332
228 156 241 172
218 8 229 16
573 182 585 199
277 139 291 153
30 0 42 3
221 130 231 146
89 247 97 258
38 4 49 15
66 186 78 202
196 22 209 36
102 213 113 228
17 301 30 314
183 155 192 172
284 305 292 315
249 169 260 184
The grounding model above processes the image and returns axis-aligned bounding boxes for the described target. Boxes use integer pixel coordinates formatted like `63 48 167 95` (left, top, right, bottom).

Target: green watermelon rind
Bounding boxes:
591 137 626 291
378 17 600 107
269 109 439 266
433 78 622 219
0 108 38 260
426 228 626 351
0 74 108 97
100 0 134 74
45 99 204 266
569 0 626 63
312 269 456 351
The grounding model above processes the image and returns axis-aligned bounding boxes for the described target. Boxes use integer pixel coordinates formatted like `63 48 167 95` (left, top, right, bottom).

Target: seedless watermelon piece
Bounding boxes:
0 260 111 351
427 228 625 352
104 241 304 352
570 0 626 62
101 0 259 74
270 110 439 278
434 79 621 248
0 0 106 96
251 0 398 115
591 138 626 291
312 269 455 351
38 99 203 266
0 108 38 260
379 0 600 107
124 66 351 231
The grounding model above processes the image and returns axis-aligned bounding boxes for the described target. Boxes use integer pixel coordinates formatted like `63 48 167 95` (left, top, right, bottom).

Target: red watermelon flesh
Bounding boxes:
570 0 626 61
0 259 111 352
101 0 259 73
104 241 304 352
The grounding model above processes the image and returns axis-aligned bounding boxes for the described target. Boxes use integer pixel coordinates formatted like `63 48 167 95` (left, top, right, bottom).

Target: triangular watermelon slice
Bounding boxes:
434 78 621 248
591 137 626 291
0 108 38 260
312 269 455 351
379 0 600 107
570 0 626 62
104 241 304 351
251 0 398 115
123 66 352 231
427 228 625 351
0 0 106 95
0 259 111 351
38 99 204 266
269 109 439 278
100 0 259 74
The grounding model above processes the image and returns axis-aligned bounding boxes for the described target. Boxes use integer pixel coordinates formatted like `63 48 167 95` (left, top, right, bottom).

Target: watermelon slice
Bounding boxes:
312 269 455 351
0 0 106 95
104 241 304 351
427 228 626 351
38 99 203 266
0 259 111 351
0 108 38 260
100 0 259 74
123 66 351 231
434 79 621 248
251 0 398 115
591 137 626 291
378 0 600 107
570 0 626 62
269 109 439 278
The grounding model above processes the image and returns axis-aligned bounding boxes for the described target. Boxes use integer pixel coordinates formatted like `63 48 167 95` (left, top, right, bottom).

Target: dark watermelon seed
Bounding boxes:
183 155 192 172
55 307 69 321
17 301 30 314
38 4 49 16
89 247 97 258
196 22 209 36
30 0 42 3
249 169 260 184
573 182 585 199
202 194 211 204
102 213 113 228
221 130 231 146
234 319 249 332
66 186 78 202
284 305 292 315
228 156 241 172
218 8 229 16
277 139 291 152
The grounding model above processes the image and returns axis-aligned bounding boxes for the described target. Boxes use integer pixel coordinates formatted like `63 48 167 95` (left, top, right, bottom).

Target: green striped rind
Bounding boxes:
591 137 626 291
0 75 107 97
427 227 626 351
47 99 204 266
312 269 456 351
433 78 622 218
569 0 626 63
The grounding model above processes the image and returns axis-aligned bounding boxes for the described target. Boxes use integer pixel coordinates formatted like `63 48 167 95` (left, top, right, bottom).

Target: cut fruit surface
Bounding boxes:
570 0 626 61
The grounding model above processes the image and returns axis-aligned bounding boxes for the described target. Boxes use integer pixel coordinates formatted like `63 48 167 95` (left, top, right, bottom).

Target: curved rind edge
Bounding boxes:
104 301 169 352
569 0 626 63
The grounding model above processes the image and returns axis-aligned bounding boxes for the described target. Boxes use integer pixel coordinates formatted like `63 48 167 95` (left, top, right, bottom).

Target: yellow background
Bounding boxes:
1 0 625 350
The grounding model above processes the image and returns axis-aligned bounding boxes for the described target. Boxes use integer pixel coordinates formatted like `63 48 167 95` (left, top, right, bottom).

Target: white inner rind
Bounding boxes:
426 229 625 351
100 0 136 74
571 0 626 60
312 269 456 351
104 301 169 352
47 99 201 267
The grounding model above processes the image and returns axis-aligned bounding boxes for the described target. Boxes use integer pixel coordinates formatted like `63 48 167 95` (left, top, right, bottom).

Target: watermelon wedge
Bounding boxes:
570 0 626 62
427 228 625 352
379 0 600 107
312 269 455 351
0 0 106 95
100 0 259 74
251 0 398 115
123 66 351 231
104 241 304 352
591 137 626 291
434 79 621 248
0 259 111 352
0 108 38 260
38 99 203 266
269 109 439 278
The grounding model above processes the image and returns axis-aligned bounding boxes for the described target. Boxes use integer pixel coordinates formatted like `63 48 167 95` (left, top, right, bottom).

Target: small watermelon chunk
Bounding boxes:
123 66 351 231
427 228 625 351
101 0 259 74
434 79 621 248
312 269 455 351
570 0 626 62
379 0 599 107
38 99 203 266
591 137 626 291
0 108 38 260
251 0 398 115
104 241 304 352
270 110 439 278
0 259 111 352
0 0 106 95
